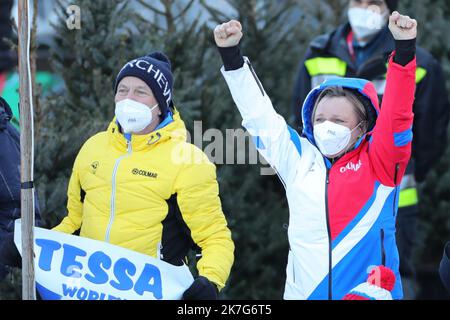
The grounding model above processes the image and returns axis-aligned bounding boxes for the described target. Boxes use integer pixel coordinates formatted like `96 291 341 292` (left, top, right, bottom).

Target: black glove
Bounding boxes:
182 276 219 300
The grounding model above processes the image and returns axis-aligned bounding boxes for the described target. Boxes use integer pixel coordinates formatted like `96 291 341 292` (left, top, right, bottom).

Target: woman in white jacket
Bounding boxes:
214 12 417 300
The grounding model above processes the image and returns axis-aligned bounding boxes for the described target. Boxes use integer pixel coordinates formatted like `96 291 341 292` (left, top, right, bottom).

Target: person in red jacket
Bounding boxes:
292 1 450 298
214 11 416 299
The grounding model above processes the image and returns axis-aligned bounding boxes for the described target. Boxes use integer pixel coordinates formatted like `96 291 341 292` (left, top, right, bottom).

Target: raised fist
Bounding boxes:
389 11 417 40
214 20 243 48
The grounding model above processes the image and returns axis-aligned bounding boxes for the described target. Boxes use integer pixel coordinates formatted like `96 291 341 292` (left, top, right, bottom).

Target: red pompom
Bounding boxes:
343 294 370 300
367 265 396 291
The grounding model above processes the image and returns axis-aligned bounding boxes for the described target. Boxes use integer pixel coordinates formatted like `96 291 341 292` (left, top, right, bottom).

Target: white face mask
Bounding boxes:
348 7 388 41
115 99 158 134
314 121 362 157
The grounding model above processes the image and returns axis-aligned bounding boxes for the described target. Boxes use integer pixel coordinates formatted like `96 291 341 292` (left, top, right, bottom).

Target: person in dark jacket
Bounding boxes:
0 96 42 279
439 242 450 292
292 0 450 299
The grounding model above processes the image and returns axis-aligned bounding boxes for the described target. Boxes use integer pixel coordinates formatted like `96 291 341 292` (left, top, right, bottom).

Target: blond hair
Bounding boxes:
312 86 369 133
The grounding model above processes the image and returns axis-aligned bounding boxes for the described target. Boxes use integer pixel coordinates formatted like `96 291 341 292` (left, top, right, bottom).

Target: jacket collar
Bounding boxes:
108 109 187 152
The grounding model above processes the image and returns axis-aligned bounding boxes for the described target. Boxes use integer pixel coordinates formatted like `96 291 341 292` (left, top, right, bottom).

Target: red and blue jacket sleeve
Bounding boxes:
369 40 417 187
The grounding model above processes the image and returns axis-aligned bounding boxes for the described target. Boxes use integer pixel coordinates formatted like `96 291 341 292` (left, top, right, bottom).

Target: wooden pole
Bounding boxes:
18 0 36 300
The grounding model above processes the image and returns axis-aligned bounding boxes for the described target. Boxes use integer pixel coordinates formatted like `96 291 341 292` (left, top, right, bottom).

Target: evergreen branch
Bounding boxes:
9 15 18 51
133 12 165 33
161 0 176 34
51 0 72 36
4 36 17 52
137 0 166 16
116 0 129 13
265 2 296 29
198 0 230 22
173 0 195 21
31 0 42 138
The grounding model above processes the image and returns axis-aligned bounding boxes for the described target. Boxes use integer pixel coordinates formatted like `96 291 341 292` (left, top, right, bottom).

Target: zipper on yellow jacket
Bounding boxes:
105 139 132 242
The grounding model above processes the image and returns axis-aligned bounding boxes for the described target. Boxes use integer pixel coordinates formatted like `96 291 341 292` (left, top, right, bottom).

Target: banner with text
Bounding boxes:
14 220 194 300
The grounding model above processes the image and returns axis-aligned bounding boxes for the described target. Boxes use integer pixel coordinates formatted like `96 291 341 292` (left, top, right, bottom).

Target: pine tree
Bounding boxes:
35 0 136 227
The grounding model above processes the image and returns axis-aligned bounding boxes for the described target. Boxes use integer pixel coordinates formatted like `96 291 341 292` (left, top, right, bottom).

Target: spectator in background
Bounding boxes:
0 96 42 279
292 0 450 299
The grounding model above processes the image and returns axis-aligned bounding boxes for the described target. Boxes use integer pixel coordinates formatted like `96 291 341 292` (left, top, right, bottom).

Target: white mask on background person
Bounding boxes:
115 99 158 134
314 121 362 157
348 7 388 41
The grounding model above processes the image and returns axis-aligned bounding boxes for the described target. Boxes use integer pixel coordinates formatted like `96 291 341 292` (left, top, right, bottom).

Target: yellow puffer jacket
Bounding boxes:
53 111 234 289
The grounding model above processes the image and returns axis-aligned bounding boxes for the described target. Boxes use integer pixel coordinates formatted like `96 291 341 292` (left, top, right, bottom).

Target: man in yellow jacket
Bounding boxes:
53 52 234 300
